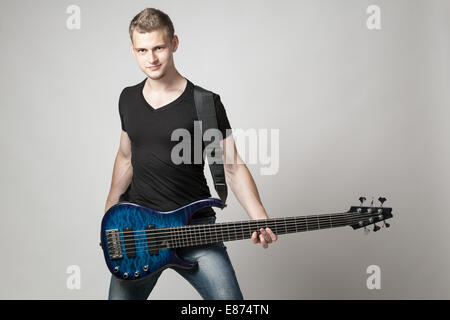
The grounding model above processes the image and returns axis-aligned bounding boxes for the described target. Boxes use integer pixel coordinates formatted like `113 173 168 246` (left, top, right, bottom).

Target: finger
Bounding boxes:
251 231 259 243
260 228 272 243
266 227 278 241
259 233 268 249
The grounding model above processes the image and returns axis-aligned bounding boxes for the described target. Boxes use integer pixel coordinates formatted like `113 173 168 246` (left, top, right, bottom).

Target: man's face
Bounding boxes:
130 28 178 80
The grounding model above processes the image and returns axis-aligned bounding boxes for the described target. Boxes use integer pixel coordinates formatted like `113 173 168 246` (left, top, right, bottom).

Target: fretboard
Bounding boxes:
160 211 372 249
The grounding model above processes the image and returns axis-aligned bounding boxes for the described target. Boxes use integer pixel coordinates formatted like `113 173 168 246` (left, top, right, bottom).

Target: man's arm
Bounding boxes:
104 130 133 213
220 134 277 248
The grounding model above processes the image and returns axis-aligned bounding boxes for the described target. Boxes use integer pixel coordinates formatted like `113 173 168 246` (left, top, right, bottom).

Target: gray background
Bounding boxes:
0 0 449 299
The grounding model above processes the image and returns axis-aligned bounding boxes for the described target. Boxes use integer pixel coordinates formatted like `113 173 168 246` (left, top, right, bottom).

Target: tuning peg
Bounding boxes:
370 197 374 206
373 223 381 232
378 197 387 207
383 221 390 228
359 197 366 205
364 226 370 235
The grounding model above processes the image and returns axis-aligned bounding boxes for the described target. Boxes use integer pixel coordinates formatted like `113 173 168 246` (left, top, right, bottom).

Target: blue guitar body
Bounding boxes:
100 198 225 281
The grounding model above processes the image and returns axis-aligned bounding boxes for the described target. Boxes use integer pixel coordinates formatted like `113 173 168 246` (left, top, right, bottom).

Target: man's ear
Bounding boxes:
171 35 179 52
130 42 136 57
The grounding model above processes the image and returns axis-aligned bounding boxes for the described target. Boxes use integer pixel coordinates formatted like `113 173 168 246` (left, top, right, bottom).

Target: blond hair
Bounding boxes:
129 8 174 42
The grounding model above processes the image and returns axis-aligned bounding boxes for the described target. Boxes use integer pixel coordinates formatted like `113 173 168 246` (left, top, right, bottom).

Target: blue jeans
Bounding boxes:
108 216 244 300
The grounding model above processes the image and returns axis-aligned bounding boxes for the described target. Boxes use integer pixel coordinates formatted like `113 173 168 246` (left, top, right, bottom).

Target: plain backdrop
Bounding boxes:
0 0 449 299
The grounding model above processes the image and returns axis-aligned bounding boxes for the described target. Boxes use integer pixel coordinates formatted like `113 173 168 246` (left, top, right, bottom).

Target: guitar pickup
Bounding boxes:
145 225 159 256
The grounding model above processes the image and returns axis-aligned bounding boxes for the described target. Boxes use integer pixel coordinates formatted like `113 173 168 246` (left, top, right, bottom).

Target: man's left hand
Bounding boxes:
251 227 278 249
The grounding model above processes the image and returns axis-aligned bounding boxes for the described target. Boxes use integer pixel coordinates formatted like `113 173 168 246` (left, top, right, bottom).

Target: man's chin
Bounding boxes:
145 72 165 80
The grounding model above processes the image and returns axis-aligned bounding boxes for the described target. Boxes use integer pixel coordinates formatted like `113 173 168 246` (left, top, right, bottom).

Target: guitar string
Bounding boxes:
112 211 380 236
112 210 385 236
123 217 388 255
109 212 385 248
109 215 386 254
108 212 384 245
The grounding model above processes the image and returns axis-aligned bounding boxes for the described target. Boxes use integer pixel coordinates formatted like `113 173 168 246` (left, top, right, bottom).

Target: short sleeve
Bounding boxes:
213 93 232 139
118 89 127 132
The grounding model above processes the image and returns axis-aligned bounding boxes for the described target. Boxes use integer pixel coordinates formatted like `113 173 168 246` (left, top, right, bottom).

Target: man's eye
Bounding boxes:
156 47 163 50
138 49 146 53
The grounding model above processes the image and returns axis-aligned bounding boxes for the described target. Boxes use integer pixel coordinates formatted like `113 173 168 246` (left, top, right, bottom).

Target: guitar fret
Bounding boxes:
192 226 195 246
214 224 218 243
172 227 176 248
251 221 254 237
194 225 198 246
180 226 184 247
202 224 206 245
208 223 212 244
175 227 179 248
203 224 206 244
193 225 197 246
201 224 205 245
179 226 183 247
186 226 190 246
230 223 234 241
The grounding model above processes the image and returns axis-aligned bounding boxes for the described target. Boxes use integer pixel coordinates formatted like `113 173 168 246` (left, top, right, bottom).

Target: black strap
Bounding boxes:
193 85 228 207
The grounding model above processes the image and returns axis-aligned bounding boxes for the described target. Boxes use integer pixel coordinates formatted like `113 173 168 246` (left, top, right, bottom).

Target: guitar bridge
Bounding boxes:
106 229 123 260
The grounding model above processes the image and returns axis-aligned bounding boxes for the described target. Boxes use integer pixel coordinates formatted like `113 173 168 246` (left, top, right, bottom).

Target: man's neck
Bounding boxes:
144 67 185 93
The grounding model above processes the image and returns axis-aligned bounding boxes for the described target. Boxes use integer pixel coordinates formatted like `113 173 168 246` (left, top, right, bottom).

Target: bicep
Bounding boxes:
118 130 131 159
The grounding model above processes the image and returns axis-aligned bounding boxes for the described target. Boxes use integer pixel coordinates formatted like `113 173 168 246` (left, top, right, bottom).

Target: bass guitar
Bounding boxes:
100 196 392 280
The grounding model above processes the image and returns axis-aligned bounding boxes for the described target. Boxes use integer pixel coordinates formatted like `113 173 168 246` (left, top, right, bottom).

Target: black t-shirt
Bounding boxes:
118 77 232 218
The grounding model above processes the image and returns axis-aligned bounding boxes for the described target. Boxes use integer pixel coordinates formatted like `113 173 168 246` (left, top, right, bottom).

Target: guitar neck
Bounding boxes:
168 211 368 249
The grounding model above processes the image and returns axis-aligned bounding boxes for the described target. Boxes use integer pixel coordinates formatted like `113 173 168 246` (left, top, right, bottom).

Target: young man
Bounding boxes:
104 8 277 300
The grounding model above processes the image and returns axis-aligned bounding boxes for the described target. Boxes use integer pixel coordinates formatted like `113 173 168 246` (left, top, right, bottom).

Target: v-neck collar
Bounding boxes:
139 78 190 112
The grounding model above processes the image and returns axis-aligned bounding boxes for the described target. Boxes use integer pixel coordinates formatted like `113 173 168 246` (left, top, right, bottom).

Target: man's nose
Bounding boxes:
148 51 158 64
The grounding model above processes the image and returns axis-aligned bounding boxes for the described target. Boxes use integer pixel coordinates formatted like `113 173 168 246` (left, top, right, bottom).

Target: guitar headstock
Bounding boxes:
348 196 393 234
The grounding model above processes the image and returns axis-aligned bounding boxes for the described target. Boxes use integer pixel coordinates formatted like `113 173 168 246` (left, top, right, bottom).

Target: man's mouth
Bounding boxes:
148 64 161 70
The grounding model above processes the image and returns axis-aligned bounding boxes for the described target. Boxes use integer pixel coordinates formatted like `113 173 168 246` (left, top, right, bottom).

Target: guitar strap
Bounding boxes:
193 85 228 207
